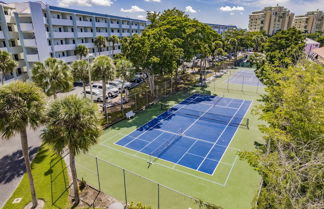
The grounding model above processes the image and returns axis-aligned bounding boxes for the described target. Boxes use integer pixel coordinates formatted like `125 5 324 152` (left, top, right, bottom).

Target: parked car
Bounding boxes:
91 82 119 97
83 88 106 102
108 79 132 91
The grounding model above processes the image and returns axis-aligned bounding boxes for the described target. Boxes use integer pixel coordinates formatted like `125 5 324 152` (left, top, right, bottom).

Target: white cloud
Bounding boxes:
144 0 161 2
121 6 145 13
185 6 197 13
137 15 146 20
220 6 245 12
58 0 113 7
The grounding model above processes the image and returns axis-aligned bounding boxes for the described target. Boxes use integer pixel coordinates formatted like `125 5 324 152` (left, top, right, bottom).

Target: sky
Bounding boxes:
5 0 324 28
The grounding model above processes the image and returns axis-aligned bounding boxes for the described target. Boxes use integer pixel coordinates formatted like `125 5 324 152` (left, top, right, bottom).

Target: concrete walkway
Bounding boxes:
0 127 42 208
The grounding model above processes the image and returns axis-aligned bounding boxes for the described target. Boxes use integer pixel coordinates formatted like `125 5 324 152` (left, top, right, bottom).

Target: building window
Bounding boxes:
0 26 2 31
57 14 60 19
8 25 12 31
14 54 19 61
11 40 15 47
4 10 8 15
62 52 65 56
70 16 73 20
48 40 51 45
59 28 62 32
60 40 63 45
71 28 74 32
79 17 82 21
80 28 83 32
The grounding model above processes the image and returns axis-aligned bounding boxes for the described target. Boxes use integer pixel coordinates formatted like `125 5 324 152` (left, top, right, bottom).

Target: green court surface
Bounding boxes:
76 67 265 209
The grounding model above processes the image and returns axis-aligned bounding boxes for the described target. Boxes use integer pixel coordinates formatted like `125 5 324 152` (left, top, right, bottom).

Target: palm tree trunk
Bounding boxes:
102 78 108 123
20 128 38 208
1 71 4 85
120 82 124 115
199 59 203 85
69 151 79 205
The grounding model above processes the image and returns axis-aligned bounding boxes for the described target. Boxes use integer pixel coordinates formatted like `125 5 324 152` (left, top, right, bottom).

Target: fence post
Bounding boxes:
123 169 128 206
95 157 101 191
157 184 160 209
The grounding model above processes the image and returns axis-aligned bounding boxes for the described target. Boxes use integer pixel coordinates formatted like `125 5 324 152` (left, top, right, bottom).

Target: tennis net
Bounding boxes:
170 108 249 128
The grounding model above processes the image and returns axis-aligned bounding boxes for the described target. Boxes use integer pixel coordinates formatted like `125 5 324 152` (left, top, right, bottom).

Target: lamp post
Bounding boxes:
86 53 95 100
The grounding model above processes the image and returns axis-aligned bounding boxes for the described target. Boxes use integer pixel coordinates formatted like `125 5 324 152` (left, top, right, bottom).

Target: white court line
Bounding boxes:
137 131 165 153
173 140 198 168
223 155 239 186
98 142 225 186
211 100 252 176
122 95 197 148
196 99 244 171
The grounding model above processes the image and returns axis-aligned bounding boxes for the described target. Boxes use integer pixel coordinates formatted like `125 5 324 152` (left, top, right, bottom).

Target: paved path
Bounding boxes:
0 127 42 208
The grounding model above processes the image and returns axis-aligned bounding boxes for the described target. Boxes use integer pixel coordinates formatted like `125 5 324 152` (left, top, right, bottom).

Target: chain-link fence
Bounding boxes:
76 154 203 209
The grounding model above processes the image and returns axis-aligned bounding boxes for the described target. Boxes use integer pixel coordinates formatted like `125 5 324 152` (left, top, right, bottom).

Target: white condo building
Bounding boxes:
0 1 146 84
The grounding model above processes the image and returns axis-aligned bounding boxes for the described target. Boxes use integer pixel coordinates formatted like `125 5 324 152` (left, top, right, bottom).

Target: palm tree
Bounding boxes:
91 56 115 122
0 81 46 208
109 35 119 52
71 60 89 97
41 95 101 206
116 58 134 114
94 36 106 55
0 50 17 85
32 58 73 99
74 45 89 60
211 40 223 67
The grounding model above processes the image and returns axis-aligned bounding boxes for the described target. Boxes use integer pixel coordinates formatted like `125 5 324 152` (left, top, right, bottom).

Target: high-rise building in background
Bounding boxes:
293 10 324 33
248 5 294 35
0 1 146 84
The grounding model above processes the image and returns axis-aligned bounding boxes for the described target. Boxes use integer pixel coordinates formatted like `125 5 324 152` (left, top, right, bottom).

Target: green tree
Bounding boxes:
42 95 101 206
0 50 17 85
228 38 238 62
108 35 120 51
32 58 73 99
240 61 324 208
91 56 115 121
255 28 305 85
0 81 46 208
71 60 90 97
128 202 151 209
94 35 107 55
74 45 89 60
115 58 135 113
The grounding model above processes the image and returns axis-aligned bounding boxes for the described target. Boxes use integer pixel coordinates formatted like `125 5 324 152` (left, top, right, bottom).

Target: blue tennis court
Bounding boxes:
115 94 251 175
227 70 263 86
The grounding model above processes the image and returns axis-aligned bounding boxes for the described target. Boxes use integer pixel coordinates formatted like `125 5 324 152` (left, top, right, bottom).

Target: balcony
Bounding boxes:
121 33 131 37
76 21 92 27
60 55 77 63
139 25 145 30
121 24 130 29
53 32 74 38
110 23 120 28
5 16 15 23
26 54 39 62
82 43 95 48
54 44 76 51
51 18 73 26
23 39 37 47
8 32 19 39
0 47 8 52
78 32 93 38
0 31 4 39
111 32 121 37
96 32 108 37
20 23 34 32
96 22 107 28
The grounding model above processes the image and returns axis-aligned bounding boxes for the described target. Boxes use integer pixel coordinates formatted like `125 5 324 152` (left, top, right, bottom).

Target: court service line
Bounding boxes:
196 99 244 171
137 131 165 153
211 101 252 176
172 140 198 168
122 95 197 148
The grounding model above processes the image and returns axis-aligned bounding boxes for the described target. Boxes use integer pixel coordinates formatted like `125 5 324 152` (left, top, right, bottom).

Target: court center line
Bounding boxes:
137 131 165 153
172 140 198 168
196 99 244 171
122 95 197 148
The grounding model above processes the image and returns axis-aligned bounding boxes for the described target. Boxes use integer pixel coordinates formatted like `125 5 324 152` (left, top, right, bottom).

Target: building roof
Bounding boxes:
305 38 320 45
312 47 324 58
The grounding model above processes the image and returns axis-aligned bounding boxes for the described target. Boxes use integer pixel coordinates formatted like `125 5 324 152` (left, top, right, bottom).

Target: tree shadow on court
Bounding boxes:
0 146 39 184
109 87 215 132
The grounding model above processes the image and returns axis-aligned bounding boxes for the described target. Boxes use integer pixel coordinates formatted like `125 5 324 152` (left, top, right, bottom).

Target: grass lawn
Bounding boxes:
75 67 265 209
3 145 70 209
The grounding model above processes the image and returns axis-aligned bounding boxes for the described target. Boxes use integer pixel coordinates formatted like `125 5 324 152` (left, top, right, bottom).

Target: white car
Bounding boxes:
91 82 119 97
83 88 106 102
109 79 132 91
